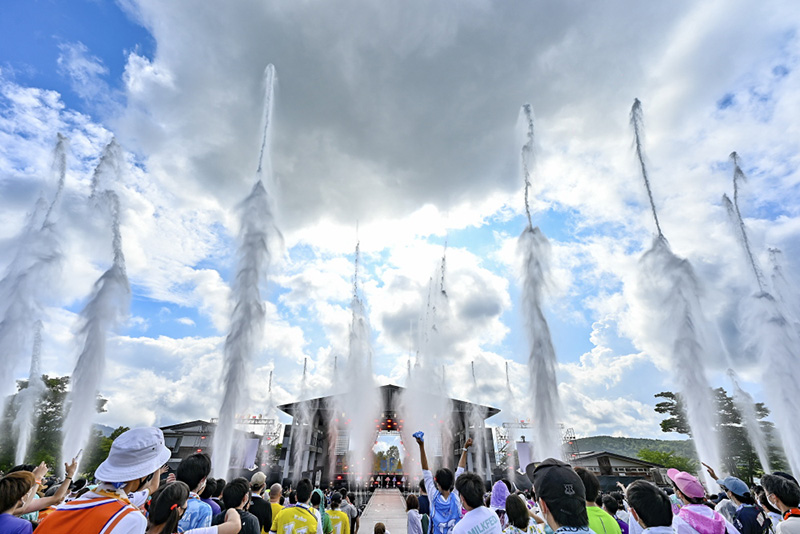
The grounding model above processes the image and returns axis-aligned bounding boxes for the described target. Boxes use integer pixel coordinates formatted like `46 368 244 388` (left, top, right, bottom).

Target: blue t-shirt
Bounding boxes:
0 513 33 534
423 467 465 534
178 492 213 532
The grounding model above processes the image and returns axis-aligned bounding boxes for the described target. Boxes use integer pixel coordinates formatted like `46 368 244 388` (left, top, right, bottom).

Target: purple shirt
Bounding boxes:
0 513 33 534
203 497 222 516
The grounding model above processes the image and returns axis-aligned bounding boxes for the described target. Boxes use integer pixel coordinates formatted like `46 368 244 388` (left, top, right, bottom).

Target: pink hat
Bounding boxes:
667 468 705 499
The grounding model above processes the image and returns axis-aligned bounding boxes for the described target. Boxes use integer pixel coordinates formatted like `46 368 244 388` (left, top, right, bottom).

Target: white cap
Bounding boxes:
94 427 172 483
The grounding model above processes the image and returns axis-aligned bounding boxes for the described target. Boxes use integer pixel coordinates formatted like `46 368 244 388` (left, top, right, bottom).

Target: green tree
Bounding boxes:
637 448 697 473
654 388 785 483
82 426 129 477
0 375 108 471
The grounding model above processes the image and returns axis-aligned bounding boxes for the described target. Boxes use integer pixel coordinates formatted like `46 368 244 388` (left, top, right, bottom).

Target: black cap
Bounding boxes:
532 458 586 503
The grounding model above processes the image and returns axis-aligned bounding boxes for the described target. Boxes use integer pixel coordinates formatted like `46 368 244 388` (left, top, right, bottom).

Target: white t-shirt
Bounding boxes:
453 507 502 534
777 517 800 534
672 504 741 534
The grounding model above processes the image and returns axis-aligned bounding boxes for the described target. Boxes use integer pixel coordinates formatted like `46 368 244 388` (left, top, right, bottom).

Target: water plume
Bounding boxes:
400 252 453 473
740 292 800 474
0 135 68 405
338 240 380 481
516 103 562 460
720 155 800 474
466 361 487 477
629 100 720 487
727 369 771 473
719 155 773 473
722 153 765 291
292 358 314 479
62 187 130 466
213 66 278 477
13 320 45 464
630 99 663 237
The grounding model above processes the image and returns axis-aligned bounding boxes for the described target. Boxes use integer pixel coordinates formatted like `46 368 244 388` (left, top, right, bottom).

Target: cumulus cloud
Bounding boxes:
1 0 799 441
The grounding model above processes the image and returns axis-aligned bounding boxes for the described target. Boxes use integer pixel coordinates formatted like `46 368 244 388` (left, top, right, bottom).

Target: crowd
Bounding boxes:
1 426 799 534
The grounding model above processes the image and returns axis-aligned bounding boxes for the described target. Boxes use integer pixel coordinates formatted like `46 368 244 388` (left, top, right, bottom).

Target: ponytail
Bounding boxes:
148 481 190 533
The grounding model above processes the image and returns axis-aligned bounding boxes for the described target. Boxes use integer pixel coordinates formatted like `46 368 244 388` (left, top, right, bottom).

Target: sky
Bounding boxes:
1 0 799 445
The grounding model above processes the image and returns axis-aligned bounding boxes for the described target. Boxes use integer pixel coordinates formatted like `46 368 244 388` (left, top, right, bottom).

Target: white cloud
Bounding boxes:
1 1 800 444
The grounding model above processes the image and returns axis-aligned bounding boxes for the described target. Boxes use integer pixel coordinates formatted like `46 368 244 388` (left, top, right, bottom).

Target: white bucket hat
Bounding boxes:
95 427 172 483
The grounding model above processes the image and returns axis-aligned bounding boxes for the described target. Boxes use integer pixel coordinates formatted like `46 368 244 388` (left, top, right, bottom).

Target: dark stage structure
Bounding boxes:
277 384 499 488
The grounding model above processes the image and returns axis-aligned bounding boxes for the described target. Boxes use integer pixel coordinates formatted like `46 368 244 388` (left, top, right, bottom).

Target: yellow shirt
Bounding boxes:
273 504 319 534
328 509 350 534
271 503 285 532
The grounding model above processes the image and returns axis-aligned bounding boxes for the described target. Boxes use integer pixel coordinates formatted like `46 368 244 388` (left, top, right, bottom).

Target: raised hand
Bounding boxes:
32 461 48 481
64 458 78 479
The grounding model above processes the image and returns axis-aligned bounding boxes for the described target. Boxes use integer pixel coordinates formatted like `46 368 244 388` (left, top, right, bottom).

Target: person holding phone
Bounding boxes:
36 427 172 534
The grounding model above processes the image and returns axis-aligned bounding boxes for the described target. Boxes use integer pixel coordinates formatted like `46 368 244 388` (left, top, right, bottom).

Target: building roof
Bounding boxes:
278 383 500 419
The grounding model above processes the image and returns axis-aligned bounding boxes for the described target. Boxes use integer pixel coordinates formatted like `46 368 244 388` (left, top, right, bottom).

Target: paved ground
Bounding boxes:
360 489 407 534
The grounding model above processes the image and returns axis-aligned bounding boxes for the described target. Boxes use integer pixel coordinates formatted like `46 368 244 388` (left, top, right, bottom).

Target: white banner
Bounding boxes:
516 441 533 470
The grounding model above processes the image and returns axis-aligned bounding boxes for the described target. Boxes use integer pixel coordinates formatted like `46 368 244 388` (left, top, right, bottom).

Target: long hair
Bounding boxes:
149 481 190 533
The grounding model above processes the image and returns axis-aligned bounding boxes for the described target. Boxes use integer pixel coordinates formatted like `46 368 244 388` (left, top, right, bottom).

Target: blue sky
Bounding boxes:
1 0 800 464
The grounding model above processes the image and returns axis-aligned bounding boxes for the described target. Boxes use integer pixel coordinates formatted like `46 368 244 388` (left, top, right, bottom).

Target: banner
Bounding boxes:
516 441 533 471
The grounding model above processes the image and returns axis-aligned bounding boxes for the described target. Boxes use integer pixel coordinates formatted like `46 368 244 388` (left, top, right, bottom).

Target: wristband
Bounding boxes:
35 479 43 485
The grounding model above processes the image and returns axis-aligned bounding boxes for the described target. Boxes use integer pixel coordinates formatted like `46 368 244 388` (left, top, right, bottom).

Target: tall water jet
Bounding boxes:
62 184 130 465
13 320 45 464
0 135 68 406
768 249 800 334
400 249 454 473
516 103 562 460
722 154 800 474
719 154 773 473
338 240 380 482
629 99 721 487
292 358 315 480
727 369 771 473
466 361 487 477
213 65 278 477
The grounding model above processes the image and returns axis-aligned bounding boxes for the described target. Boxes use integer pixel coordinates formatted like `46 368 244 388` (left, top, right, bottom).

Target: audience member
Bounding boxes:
272 478 318 534
176 453 213 532
531 458 591 534
415 435 472 534
212 477 260 534
574 467 621 534
624 480 673 534
148 481 241 534
250 472 273 534
330 492 352 534
762 474 800 534
200 479 222 516
36 427 170 534
667 468 740 534
0 471 36 534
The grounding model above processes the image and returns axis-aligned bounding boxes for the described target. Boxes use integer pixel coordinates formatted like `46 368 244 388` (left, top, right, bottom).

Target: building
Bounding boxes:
569 450 667 491
160 420 266 472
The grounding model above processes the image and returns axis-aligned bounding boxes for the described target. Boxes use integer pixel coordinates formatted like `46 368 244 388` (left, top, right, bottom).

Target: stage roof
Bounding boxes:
277 383 500 419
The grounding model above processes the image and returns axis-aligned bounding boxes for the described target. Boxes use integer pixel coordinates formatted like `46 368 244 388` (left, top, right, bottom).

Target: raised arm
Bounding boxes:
27 458 79 510
217 507 244 534
416 436 429 471
458 438 473 470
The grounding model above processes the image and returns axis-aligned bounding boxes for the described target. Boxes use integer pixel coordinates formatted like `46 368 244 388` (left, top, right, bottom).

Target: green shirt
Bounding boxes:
586 506 622 534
